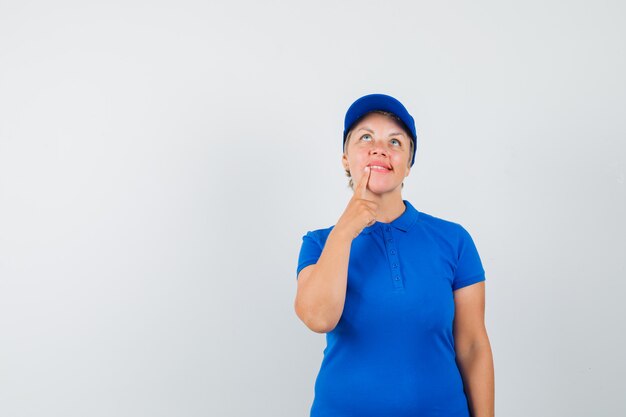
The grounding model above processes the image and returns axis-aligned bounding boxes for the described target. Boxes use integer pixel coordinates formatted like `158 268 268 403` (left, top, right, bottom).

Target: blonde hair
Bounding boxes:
343 110 415 189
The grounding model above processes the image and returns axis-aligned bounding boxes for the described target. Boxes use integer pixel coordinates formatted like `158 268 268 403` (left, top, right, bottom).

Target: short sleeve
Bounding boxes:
452 225 486 291
296 231 323 279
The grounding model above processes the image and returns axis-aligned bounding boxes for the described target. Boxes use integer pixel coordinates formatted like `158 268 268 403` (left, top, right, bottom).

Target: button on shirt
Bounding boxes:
296 200 486 417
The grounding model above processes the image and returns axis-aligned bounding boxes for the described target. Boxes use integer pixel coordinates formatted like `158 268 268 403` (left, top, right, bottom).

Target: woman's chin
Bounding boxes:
367 183 400 195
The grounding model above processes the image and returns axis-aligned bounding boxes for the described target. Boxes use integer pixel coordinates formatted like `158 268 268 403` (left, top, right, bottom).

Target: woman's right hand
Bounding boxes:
334 166 379 240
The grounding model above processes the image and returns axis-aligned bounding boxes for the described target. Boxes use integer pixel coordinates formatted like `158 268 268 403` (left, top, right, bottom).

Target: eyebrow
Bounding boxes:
356 127 407 138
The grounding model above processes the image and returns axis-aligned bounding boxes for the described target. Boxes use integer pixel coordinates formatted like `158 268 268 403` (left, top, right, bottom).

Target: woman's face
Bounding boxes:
342 112 412 195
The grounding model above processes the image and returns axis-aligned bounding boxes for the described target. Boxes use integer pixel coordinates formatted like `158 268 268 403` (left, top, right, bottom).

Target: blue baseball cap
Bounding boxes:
343 93 418 167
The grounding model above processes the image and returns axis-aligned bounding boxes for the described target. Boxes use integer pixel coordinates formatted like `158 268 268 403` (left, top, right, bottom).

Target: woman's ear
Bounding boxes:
342 154 349 171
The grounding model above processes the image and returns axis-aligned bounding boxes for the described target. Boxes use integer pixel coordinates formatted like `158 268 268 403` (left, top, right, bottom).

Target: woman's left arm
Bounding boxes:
453 281 495 417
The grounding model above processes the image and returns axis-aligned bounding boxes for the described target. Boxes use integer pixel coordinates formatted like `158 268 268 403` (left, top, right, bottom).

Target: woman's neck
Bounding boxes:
361 191 406 224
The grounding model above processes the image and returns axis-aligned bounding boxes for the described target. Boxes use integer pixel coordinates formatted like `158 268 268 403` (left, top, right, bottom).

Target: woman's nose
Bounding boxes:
369 143 389 156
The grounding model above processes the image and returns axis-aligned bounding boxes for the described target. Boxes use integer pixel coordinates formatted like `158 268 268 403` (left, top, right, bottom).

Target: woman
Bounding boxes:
295 94 494 417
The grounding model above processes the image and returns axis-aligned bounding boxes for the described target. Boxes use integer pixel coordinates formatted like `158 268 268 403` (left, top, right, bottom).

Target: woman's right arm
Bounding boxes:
294 166 377 333
294 227 353 333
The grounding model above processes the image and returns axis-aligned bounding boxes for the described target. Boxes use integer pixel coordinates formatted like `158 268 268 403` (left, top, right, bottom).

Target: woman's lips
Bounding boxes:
368 166 392 173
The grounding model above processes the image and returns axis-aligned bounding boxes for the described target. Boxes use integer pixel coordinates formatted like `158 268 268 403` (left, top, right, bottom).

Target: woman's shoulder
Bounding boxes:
301 224 335 242
413 208 476 243
416 209 464 230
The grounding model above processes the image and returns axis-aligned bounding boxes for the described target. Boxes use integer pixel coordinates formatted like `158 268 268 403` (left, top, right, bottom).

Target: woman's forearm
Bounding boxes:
456 343 495 417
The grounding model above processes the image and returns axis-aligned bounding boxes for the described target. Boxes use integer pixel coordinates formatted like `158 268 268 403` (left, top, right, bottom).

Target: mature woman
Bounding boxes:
295 94 494 417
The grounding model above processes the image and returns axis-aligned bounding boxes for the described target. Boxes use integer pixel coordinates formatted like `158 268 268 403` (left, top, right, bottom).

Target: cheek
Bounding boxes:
348 150 368 164
391 153 407 166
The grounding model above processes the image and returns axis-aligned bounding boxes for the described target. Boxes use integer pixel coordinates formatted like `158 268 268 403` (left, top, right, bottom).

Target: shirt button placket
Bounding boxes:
383 226 403 289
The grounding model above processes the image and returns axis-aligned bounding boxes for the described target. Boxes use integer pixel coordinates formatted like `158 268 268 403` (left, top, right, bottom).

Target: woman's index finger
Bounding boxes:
356 166 370 199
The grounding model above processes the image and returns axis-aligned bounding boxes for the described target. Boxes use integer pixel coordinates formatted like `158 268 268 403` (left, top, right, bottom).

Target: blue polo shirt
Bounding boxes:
296 199 486 417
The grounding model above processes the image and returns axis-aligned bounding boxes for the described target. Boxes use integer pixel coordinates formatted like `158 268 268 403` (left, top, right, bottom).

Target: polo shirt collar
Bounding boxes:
361 199 420 234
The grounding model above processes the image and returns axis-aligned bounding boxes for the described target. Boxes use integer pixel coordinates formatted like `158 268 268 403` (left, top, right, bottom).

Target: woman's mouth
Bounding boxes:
368 165 392 173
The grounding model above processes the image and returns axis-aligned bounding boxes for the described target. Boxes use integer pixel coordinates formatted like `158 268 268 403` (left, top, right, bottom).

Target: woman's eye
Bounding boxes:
359 135 400 146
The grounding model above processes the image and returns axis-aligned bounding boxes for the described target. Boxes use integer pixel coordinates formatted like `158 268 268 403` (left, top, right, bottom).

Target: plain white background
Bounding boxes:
1 1 624 416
